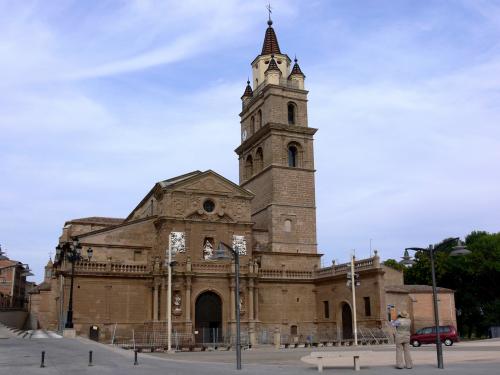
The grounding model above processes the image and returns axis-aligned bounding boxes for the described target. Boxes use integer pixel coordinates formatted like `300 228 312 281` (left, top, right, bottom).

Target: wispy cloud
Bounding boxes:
1 0 499 279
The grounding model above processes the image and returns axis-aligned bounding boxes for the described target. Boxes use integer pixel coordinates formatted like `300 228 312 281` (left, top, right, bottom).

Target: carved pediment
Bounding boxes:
172 171 253 198
180 176 233 194
185 210 235 223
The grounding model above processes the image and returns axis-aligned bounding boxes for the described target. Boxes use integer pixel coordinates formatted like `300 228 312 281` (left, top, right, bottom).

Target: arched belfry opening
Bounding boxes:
341 302 353 340
195 291 223 344
245 155 254 179
288 102 296 125
288 145 298 167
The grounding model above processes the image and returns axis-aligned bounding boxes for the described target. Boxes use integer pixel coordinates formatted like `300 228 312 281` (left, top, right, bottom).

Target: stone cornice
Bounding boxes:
235 122 317 155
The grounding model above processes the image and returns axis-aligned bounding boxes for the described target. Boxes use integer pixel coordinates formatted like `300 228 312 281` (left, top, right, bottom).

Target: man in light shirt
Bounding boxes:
391 311 413 369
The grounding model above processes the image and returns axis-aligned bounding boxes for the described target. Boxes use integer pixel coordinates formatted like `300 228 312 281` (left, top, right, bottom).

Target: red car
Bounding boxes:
410 325 459 347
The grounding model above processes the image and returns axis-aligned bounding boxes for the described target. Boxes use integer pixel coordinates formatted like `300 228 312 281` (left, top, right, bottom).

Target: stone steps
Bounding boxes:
0 323 61 339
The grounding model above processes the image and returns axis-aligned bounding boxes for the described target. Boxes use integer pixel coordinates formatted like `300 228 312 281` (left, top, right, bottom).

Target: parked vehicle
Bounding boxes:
410 325 459 347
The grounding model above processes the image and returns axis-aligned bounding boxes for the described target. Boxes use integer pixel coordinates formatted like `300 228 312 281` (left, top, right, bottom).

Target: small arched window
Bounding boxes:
258 109 263 129
255 147 263 172
291 325 298 335
245 155 253 179
288 103 296 125
284 219 292 232
288 145 298 167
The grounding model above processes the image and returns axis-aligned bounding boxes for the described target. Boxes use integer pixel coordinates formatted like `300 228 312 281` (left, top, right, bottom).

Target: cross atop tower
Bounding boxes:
266 3 272 22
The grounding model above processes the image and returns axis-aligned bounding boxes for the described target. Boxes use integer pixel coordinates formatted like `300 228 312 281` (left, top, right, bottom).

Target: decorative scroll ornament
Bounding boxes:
203 240 214 260
232 235 247 255
169 232 186 254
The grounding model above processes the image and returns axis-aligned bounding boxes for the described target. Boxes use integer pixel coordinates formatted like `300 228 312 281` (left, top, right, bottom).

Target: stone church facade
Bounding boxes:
32 19 411 344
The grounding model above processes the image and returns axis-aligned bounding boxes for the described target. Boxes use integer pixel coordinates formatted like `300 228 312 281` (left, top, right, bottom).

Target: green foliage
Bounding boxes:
403 231 500 338
383 258 405 272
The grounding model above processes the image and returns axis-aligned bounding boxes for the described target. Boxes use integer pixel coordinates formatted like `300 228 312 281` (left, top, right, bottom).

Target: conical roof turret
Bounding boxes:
241 80 253 98
265 54 281 73
289 57 305 78
261 19 281 55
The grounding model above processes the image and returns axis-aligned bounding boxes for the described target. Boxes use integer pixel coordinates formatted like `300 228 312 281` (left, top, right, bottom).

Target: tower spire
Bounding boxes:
261 5 281 55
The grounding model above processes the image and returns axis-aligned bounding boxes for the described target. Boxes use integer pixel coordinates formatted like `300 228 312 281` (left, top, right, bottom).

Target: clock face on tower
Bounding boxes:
242 129 248 141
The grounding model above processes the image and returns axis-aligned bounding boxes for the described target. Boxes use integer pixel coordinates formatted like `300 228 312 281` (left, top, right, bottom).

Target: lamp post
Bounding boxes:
347 254 360 345
166 244 177 353
212 241 241 370
404 237 470 369
55 238 92 329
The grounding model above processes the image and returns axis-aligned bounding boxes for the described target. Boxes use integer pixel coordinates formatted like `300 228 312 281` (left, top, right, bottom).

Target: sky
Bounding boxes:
1 0 499 282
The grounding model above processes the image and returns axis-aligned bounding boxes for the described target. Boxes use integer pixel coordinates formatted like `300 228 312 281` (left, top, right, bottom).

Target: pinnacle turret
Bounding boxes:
242 80 253 98
289 57 305 78
265 54 281 73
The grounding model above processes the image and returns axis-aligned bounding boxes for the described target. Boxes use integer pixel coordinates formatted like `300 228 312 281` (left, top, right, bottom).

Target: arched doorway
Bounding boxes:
341 302 353 340
195 291 222 344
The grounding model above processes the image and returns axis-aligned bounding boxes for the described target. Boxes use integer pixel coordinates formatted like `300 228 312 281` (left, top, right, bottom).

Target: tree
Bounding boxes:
383 258 405 272
404 231 500 338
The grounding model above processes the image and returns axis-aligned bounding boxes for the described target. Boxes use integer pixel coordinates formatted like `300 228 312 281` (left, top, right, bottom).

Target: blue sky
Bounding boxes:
1 0 500 282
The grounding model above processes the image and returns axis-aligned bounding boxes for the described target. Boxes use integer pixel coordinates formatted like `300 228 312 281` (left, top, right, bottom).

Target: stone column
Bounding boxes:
248 279 256 346
185 276 192 322
248 279 255 321
254 286 259 321
229 283 236 321
153 283 159 321
229 280 236 336
162 278 167 321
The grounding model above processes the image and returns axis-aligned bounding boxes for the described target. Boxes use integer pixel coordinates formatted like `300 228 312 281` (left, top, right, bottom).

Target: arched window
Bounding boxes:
258 109 263 129
255 147 263 172
284 219 292 232
250 116 255 134
245 155 253 179
288 145 298 167
288 103 296 125
291 325 298 335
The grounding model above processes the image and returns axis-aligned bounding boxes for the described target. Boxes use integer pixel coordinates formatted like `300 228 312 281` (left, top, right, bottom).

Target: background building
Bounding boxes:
0 245 31 309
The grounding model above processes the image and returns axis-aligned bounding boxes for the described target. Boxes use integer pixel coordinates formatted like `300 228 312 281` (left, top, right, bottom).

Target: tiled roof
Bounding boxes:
67 217 124 225
289 58 305 78
242 80 253 98
158 170 202 188
261 20 281 55
385 284 454 293
265 55 281 73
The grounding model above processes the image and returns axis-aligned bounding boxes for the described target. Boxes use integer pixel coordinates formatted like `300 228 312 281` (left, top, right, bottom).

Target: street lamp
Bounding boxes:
212 241 242 370
55 238 92 329
166 247 177 354
346 254 360 345
405 237 470 369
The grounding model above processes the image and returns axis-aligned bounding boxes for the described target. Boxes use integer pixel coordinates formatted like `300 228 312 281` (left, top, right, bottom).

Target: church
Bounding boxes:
30 18 456 346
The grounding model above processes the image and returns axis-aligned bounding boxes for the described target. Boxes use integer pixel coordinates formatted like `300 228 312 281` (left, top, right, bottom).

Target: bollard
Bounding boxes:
88 350 93 366
40 351 45 368
134 349 138 365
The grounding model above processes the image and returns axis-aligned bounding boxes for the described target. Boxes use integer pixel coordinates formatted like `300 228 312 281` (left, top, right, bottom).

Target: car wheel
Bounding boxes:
444 339 453 346
412 340 421 347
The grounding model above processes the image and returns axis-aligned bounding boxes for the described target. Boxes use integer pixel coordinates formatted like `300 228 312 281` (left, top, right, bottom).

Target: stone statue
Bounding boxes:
173 293 182 315
203 240 214 260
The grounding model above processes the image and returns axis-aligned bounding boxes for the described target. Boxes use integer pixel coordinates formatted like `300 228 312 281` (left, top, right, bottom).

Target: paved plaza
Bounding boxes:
1 325 499 374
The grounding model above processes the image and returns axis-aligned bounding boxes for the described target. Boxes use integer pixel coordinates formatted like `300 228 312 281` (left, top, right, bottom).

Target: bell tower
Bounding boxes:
235 18 318 255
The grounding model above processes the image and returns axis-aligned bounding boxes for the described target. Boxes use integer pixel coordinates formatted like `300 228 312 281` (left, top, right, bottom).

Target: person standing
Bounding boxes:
391 311 413 369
